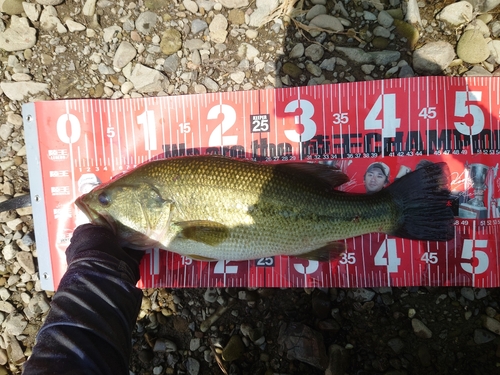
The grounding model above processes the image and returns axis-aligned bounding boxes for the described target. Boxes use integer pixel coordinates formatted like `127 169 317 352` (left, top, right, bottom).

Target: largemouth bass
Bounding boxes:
75 156 454 261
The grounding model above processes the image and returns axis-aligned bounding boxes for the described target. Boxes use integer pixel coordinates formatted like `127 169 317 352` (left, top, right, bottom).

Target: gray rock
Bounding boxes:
466 0 500 12
249 0 280 27
457 30 490 64
183 0 198 13
136 11 158 34
203 77 219 91
5 335 24 364
483 316 500 335
371 50 401 65
190 338 201 351
488 40 500 64
39 5 63 31
27 293 50 316
289 43 304 59
335 47 372 64
0 81 49 101
306 5 327 20
16 251 35 274
184 38 205 50
0 301 14 313
129 64 165 93
4 312 27 336
412 318 432 338
98 63 115 75
304 44 324 62
113 41 137 69
436 1 473 26
83 0 97 16
191 19 208 34
474 328 496 344
399 64 415 78
388 337 404 353
351 288 376 302
305 61 322 77
103 25 121 42
373 25 391 38
185 357 200 375
309 14 344 32
465 19 490 37
36 0 64 4
163 54 179 74
203 288 218 303
278 322 328 369
319 57 336 71
230 71 245 84
0 16 37 51
238 43 259 61
217 0 248 8
153 338 177 352
412 41 455 75
22 2 40 22
0 124 13 142
378 10 394 28
363 11 377 21
209 14 228 32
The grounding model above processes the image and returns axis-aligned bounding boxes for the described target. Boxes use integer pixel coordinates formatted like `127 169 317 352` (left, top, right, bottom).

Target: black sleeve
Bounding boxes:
22 224 144 375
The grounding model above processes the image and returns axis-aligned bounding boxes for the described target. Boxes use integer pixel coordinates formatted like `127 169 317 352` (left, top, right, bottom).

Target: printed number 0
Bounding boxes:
208 104 238 147
57 114 81 144
283 99 317 143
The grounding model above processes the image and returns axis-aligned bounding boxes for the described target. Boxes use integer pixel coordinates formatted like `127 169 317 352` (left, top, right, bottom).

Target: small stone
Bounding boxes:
412 41 455 75
0 301 14 313
16 251 35 274
319 57 336 71
6 335 24 364
248 0 279 27
309 14 344 32
474 328 496 344
185 357 200 375
163 54 180 75
129 64 165 93
351 288 376 302
160 29 182 55
203 288 217 303
222 335 245 361
2 0 24 15
465 19 491 37
372 37 389 49
203 77 219 91
153 338 177 352
22 2 40 22
0 81 49 101
4 312 27 336
113 41 137 69
464 65 492 77
217 0 249 8
0 16 37 51
228 9 245 25
387 337 404 354
82 0 97 16
457 30 490 64
237 43 259 61
289 43 304 59
230 71 245 84
363 11 377 21
278 322 328 369
36 0 64 4
325 344 349 375
66 19 86 32
306 5 327 20
191 19 208 34
304 44 324 62
138 349 154 363
394 19 419 49
282 62 302 78
184 38 204 50
378 10 394 28
136 11 158 34
190 338 201 351
373 25 391 38
39 6 63 31
461 287 475 301
412 318 432 339
483 316 500 335
183 0 198 13
436 1 473 26
245 29 258 39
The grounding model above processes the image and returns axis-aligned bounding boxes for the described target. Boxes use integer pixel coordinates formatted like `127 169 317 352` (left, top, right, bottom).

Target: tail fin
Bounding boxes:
386 162 454 241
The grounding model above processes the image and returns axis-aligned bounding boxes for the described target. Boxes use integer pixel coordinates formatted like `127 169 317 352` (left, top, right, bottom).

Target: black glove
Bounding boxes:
67 224 145 282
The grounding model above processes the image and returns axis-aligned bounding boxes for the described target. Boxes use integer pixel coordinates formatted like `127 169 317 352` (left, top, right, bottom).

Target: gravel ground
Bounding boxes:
1 0 500 374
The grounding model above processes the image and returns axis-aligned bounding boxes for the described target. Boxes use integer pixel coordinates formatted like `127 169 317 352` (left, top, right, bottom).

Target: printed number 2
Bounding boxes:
374 239 400 273
214 260 238 274
208 104 238 147
461 239 489 274
364 93 400 138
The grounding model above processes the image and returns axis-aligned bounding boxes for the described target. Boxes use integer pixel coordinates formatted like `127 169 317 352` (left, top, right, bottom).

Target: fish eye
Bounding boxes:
98 192 111 206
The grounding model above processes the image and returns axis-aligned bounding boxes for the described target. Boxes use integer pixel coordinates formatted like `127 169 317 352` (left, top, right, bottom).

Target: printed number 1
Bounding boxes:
136 110 157 151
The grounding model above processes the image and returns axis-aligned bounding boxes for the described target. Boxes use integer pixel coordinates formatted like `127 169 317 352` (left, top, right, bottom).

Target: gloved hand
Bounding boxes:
66 224 145 282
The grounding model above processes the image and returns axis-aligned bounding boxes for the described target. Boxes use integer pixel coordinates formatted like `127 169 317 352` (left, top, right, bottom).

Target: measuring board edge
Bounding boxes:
22 103 54 291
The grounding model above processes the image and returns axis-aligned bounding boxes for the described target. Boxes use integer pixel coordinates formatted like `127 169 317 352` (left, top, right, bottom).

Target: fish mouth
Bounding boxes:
75 196 117 234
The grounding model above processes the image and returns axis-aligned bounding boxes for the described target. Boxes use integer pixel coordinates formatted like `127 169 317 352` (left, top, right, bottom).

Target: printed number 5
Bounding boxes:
454 91 484 136
461 239 489 274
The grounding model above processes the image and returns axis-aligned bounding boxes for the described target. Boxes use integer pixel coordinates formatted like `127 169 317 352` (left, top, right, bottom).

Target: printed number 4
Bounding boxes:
365 93 400 138
374 239 400 273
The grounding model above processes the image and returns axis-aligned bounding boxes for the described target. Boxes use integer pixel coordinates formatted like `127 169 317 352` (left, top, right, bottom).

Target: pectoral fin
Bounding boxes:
296 242 346 262
175 220 230 246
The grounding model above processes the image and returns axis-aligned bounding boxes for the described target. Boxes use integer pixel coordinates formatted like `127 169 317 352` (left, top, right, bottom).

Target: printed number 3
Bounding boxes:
283 99 317 143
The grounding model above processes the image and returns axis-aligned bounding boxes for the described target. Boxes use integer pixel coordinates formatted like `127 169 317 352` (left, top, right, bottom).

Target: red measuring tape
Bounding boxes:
23 76 500 291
